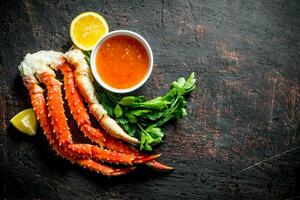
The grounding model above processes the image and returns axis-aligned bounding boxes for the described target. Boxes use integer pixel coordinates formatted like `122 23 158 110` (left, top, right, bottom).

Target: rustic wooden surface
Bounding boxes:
1 0 300 199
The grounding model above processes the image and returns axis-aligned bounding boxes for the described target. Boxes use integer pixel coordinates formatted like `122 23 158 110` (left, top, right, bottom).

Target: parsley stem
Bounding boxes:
105 91 118 105
137 123 145 132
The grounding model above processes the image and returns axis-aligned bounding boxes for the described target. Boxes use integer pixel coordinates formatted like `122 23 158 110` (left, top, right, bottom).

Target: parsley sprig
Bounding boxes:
94 73 196 151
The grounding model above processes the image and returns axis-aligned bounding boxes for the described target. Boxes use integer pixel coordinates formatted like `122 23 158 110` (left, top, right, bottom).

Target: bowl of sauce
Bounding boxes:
91 30 153 93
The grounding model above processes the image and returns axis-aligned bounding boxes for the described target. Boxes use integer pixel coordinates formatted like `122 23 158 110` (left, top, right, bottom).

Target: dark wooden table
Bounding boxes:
1 0 300 199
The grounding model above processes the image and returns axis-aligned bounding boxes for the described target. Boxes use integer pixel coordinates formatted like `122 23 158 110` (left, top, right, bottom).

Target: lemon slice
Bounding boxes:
10 108 37 136
70 12 109 51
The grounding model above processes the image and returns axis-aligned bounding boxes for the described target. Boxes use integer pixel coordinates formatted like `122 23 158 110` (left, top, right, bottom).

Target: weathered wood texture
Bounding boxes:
1 0 300 199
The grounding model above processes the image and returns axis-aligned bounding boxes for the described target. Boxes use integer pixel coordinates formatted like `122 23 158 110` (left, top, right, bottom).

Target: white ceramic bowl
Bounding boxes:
91 30 153 93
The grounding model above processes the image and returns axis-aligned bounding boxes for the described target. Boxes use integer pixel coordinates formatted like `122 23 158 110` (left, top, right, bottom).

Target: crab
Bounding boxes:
18 49 172 176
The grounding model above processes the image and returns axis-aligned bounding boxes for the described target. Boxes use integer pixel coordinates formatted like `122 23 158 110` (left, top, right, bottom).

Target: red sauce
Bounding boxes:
96 35 149 89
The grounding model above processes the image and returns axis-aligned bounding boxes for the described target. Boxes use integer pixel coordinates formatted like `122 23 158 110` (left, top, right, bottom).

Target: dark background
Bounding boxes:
1 0 300 199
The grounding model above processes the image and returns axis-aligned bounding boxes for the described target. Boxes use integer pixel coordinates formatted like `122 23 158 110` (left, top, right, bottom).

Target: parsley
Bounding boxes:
94 72 196 151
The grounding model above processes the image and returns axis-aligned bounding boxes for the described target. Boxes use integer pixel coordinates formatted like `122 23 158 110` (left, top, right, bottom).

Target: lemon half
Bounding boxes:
70 12 109 51
10 108 37 136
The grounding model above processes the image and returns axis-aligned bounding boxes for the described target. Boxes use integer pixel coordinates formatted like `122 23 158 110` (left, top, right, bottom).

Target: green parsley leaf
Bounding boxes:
114 104 123 118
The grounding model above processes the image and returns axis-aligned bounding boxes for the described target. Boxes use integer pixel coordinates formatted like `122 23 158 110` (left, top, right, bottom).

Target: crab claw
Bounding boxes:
146 160 174 171
133 154 162 164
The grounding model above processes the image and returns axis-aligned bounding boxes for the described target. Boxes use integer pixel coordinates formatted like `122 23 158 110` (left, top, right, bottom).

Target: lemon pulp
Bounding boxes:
70 12 109 50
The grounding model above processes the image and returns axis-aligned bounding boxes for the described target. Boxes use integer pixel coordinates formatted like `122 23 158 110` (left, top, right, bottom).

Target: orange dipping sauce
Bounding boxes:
96 35 150 89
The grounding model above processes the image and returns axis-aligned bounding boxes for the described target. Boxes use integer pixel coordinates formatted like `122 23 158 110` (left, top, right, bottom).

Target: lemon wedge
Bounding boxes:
10 108 37 136
70 12 109 51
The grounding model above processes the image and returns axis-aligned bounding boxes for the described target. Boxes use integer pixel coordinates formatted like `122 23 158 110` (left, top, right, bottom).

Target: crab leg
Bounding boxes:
21 75 135 176
64 49 139 145
37 68 159 165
